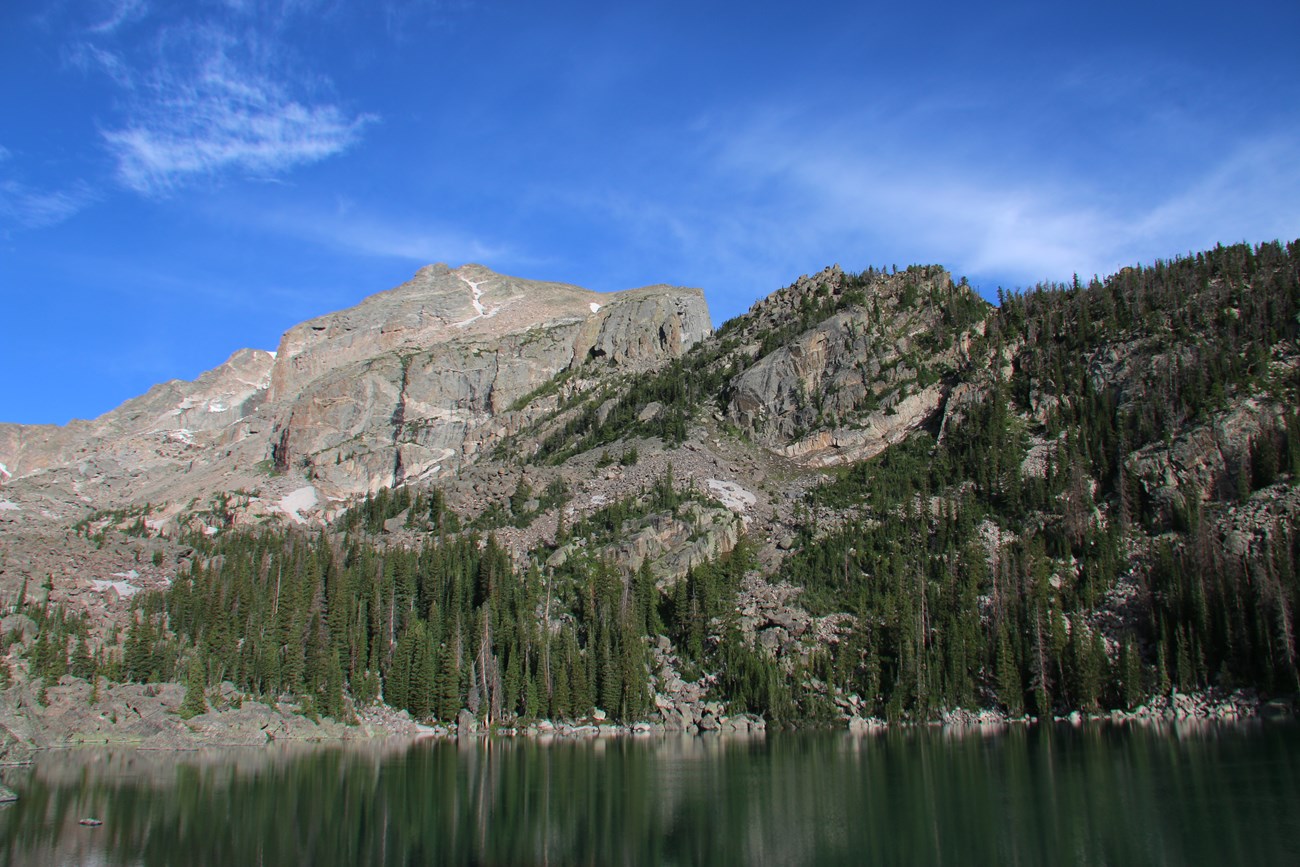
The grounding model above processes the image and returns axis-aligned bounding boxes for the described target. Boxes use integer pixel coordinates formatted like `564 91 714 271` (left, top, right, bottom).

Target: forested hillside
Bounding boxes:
10 241 1299 728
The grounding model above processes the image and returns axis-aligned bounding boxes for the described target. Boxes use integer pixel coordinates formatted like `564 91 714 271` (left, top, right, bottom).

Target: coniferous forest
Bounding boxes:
15 241 1300 727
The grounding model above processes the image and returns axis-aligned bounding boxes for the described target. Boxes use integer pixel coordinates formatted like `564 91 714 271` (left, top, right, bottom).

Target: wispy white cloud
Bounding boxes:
0 145 97 229
691 108 1300 291
0 179 98 230
104 73 374 195
1132 136 1300 253
258 202 510 264
79 8 373 195
87 0 148 35
65 41 135 87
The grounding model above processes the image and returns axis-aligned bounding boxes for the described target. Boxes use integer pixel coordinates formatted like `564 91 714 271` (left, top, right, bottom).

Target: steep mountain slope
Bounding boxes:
767 242 1300 720
721 264 986 464
0 348 276 483
0 264 710 522
266 263 709 497
2 241 1297 744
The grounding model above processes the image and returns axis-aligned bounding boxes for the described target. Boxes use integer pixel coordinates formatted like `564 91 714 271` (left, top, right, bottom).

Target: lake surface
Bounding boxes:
1 722 1298 865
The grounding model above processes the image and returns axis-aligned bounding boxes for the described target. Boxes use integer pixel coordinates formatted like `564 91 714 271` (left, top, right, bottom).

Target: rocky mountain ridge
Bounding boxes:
0 264 710 525
2 240 1298 745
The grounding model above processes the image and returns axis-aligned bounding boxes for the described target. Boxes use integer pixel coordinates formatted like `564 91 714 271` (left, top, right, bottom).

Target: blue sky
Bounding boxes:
2 0 1298 425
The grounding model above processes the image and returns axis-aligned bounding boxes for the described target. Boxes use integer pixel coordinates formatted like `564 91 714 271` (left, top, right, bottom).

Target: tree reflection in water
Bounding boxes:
1 724 1298 866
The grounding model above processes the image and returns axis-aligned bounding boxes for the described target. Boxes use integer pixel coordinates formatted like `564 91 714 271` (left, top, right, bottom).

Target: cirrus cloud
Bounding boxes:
80 8 374 195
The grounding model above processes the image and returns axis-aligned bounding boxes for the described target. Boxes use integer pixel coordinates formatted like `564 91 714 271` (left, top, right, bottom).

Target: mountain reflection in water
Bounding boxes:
1 723 1297 866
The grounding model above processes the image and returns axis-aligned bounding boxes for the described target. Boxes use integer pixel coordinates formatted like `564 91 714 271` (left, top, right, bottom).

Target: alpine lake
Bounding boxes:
1 721 1297 866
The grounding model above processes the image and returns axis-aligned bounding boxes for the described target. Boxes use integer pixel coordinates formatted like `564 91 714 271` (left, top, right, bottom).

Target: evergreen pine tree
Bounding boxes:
1120 639 1143 709
71 634 95 681
996 625 1023 716
179 657 208 720
436 626 462 720
322 649 347 722
408 629 435 719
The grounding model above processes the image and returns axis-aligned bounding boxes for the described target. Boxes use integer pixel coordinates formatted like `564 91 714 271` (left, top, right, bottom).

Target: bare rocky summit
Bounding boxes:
267 264 709 498
0 264 710 524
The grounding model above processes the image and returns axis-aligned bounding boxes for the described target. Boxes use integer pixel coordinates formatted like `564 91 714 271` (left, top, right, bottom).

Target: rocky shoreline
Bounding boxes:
0 670 773 765
847 688 1298 733
4 672 1296 768
436 705 767 740
0 677 431 765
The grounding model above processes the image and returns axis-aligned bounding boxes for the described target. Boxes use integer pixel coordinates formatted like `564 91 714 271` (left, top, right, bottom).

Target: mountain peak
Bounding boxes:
267 265 706 404
0 266 710 509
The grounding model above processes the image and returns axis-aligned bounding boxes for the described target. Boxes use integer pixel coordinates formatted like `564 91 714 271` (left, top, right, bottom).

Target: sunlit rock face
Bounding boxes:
724 264 987 467
265 264 710 496
0 265 711 512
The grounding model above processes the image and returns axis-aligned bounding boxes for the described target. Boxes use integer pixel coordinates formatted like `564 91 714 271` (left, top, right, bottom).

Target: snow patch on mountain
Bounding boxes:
91 579 141 597
278 485 319 524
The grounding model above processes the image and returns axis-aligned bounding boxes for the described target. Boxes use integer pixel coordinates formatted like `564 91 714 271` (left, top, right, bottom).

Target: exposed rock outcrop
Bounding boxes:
1126 398 1286 525
648 635 765 734
267 275 710 497
0 676 427 751
723 265 986 466
0 265 710 512
0 348 275 481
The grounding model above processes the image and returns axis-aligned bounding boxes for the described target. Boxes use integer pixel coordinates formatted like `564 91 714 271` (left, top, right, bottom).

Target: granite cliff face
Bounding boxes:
713 265 987 467
267 264 706 404
266 265 710 497
0 264 710 515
